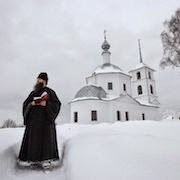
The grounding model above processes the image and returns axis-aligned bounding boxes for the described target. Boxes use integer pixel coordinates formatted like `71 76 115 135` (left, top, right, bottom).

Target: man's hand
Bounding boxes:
32 100 46 106
40 100 46 106
32 101 36 106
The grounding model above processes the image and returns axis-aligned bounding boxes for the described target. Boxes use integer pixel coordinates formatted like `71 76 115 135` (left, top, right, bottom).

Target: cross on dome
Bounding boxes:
104 30 107 40
101 30 111 51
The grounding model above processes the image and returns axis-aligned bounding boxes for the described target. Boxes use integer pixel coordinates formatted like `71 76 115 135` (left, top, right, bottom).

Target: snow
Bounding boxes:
92 64 123 74
1 120 180 180
71 96 99 102
71 94 119 102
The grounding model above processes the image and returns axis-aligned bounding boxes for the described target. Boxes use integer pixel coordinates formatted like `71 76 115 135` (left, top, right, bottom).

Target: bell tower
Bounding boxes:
129 39 159 105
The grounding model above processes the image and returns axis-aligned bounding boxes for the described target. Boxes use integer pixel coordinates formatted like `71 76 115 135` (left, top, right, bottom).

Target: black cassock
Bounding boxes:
18 86 61 162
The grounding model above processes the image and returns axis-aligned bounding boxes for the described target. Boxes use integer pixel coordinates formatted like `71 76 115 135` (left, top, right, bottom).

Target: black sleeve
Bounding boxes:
45 90 61 123
23 90 34 125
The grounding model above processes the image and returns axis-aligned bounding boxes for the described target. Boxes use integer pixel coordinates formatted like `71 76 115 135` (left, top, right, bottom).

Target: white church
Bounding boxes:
69 32 160 124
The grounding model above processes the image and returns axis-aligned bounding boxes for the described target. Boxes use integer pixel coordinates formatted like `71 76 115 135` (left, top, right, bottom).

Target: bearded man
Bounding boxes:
17 72 61 170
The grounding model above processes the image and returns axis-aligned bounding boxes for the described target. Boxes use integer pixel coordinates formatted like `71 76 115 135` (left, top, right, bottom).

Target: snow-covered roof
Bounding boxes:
109 93 159 107
74 84 107 100
129 62 155 72
70 91 159 108
71 96 100 102
92 63 123 74
136 99 159 107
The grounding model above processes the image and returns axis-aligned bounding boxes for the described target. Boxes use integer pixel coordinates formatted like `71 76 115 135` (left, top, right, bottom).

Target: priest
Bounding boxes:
18 72 61 169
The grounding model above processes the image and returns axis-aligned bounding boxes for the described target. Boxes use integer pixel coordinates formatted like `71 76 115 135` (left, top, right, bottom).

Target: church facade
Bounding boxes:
69 34 160 124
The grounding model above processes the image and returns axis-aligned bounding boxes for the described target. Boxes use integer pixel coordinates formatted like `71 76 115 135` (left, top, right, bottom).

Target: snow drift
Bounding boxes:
0 120 180 180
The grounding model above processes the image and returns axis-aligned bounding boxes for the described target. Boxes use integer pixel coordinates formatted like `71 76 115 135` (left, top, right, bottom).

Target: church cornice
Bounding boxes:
87 71 132 78
131 78 155 83
128 65 156 73
68 93 159 108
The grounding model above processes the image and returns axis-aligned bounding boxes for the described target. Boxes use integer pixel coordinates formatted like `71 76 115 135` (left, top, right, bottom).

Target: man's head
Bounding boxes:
37 72 48 85
33 72 48 92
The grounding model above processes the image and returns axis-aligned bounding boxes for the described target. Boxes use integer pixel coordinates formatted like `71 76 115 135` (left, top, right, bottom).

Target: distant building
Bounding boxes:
69 32 160 124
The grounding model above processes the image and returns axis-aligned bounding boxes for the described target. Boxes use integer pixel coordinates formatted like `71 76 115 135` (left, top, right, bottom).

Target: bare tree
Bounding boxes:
160 8 180 68
1 119 17 128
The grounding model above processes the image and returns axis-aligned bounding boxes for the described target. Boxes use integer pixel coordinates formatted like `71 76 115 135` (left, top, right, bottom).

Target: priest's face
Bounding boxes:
37 78 46 85
33 78 46 92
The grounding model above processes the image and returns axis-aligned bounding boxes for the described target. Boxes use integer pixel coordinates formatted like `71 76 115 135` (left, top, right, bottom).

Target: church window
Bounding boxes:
74 112 78 123
137 85 143 95
116 111 121 121
137 72 141 80
150 85 154 94
148 71 151 79
125 111 129 121
142 113 145 120
91 110 97 121
123 83 126 91
108 82 113 90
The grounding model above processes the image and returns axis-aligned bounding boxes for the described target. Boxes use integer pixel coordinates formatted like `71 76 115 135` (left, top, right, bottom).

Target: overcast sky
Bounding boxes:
0 0 180 124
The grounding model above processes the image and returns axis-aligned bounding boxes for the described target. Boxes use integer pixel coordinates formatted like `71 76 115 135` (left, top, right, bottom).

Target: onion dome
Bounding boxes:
101 39 111 51
101 30 111 51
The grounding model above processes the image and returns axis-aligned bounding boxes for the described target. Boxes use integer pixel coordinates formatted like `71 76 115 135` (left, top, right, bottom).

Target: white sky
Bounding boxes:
0 0 180 123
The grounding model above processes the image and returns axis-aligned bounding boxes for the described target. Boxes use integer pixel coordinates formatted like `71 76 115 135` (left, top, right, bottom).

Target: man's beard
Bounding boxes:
33 82 44 92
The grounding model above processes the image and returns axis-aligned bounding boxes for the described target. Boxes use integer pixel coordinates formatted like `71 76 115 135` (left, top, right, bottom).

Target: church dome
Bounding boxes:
92 63 123 74
101 39 111 51
74 85 107 99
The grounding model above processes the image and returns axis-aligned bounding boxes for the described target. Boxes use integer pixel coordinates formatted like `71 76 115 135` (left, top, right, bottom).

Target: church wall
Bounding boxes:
130 68 146 81
110 97 160 121
145 69 158 102
130 68 148 100
131 80 149 102
87 73 132 96
70 98 161 124
70 100 110 124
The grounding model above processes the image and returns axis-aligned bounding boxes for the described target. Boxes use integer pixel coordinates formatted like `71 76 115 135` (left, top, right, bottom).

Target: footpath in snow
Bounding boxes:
0 120 180 180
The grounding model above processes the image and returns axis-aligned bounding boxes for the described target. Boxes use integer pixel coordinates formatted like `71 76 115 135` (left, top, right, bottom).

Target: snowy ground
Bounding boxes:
0 120 180 180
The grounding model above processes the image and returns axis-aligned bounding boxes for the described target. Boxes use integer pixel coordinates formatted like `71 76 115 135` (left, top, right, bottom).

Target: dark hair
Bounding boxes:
37 72 48 84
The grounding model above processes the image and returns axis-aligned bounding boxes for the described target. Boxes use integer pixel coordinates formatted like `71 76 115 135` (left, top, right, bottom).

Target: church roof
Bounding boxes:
129 62 155 72
74 84 107 99
92 63 123 74
70 91 159 108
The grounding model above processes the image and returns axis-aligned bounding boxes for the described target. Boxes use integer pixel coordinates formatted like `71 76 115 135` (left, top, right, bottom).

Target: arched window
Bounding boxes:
108 82 113 90
123 83 126 91
116 111 121 121
148 71 151 79
142 113 145 120
136 72 141 80
91 110 97 121
125 111 129 121
150 85 154 94
74 112 78 123
137 85 143 95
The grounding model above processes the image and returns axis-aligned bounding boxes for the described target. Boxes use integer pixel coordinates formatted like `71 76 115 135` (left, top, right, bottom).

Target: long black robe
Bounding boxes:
18 86 61 162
